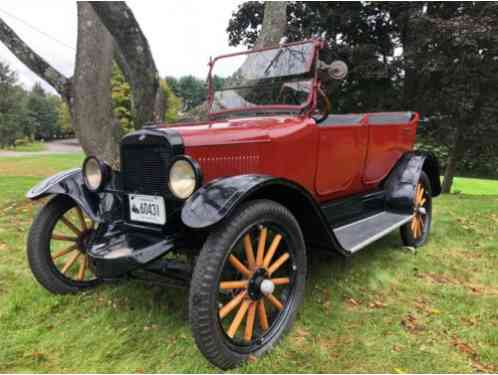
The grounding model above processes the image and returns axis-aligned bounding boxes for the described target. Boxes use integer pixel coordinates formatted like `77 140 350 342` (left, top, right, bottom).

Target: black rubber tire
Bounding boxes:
188 199 307 369
27 195 100 294
400 171 432 247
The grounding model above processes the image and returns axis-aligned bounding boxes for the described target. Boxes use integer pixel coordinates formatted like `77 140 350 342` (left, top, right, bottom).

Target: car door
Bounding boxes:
363 112 418 186
314 114 368 198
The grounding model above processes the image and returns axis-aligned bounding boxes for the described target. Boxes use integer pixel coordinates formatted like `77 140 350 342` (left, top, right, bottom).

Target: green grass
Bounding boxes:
0 154 497 372
451 176 498 195
0 142 47 152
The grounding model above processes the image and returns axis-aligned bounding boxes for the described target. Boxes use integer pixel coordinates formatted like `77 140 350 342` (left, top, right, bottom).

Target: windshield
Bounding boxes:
209 41 316 115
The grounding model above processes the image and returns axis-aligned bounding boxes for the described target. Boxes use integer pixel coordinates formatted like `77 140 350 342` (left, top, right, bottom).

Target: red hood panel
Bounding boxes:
157 116 295 147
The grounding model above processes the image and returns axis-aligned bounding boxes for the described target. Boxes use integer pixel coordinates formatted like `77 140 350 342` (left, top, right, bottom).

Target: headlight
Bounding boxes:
168 157 201 199
82 156 109 192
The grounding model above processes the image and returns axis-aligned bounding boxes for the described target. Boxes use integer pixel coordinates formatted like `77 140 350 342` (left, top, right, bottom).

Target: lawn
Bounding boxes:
0 154 497 372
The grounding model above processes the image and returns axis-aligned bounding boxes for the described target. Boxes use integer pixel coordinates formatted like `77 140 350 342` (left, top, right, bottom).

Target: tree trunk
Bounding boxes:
90 2 163 127
72 2 122 167
255 2 288 48
441 125 466 193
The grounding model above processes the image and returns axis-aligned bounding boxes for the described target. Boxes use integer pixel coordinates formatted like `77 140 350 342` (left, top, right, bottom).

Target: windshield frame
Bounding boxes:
207 39 321 119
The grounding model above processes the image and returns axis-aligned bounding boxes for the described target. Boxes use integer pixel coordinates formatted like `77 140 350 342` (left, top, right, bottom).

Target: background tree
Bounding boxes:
0 61 23 147
227 1 498 190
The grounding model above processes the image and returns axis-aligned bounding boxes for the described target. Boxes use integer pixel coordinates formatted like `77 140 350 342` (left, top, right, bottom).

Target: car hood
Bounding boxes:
158 116 295 147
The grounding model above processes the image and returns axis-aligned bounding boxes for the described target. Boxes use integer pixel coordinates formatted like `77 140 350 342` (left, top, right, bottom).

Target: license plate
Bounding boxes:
128 194 166 225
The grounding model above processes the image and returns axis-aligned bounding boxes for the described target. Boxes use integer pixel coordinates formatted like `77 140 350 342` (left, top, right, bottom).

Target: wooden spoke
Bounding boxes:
415 184 420 203
60 216 81 236
77 255 88 280
51 233 78 242
256 226 268 266
266 293 284 311
418 187 425 204
244 302 256 342
227 299 251 338
420 197 426 207
52 243 79 259
61 250 81 274
257 299 269 330
220 280 248 290
219 291 247 319
267 252 290 276
228 255 252 278
243 234 256 270
417 215 424 232
411 217 417 233
271 277 290 286
263 234 282 268
75 206 88 232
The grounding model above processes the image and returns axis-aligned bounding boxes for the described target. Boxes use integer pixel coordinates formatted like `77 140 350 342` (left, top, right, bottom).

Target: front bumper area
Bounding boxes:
87 227 186 279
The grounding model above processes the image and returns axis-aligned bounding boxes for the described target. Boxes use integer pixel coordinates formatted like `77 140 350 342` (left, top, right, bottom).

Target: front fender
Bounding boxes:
181 175 274 229
384 151 441 213
26 168 104 223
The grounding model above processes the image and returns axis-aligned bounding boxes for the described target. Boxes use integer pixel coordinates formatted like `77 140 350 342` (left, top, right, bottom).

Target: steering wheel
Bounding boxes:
312 87 331 124
278 84 301 105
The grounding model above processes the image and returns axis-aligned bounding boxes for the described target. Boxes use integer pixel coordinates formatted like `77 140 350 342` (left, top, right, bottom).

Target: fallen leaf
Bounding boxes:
368 300 387 309
346 297 360 306
472 360 496 373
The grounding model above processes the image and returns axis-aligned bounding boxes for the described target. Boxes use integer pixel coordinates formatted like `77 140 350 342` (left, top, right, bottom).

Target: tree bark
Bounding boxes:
73 2 122 167
0 17 71 101
255 2 288 48
90 2 163 127
441 124 466 193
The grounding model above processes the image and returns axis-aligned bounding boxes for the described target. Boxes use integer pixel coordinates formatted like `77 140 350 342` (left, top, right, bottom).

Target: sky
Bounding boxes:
0 0 247 94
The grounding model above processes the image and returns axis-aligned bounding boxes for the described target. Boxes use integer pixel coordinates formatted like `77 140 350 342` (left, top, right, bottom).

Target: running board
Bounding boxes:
333 211 413 254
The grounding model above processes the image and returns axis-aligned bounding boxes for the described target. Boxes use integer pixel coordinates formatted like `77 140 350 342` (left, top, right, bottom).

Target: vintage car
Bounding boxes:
26 40 440 369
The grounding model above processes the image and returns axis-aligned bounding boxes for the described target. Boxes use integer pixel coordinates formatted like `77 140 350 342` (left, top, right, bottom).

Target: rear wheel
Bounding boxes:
401 171 432 247
27 195 100 294
189 200 306 369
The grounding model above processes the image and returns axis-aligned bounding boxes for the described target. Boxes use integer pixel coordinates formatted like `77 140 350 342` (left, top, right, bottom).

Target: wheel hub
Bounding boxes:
247 268 273 300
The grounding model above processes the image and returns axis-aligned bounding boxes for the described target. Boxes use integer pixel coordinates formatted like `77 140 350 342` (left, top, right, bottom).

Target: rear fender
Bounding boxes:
26 168 118 223
181 174 345 253
383 151 441 213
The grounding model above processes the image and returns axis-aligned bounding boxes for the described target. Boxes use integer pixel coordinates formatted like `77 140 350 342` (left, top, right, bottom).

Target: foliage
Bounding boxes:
0 153 497 372
166 75 226 113
0 60 70 148
112 64 183 130
0 61 24 147
160 79 182 123
111 63 134 133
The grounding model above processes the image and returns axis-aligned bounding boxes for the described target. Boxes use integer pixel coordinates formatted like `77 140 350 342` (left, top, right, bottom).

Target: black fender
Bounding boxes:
26 168 120 223
383 151 441 213
181 174 345 253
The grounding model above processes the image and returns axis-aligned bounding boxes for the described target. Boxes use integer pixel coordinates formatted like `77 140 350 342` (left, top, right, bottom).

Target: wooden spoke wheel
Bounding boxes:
401 171 432 247
189 200 306 369
27 195 101 294
217 225 293 344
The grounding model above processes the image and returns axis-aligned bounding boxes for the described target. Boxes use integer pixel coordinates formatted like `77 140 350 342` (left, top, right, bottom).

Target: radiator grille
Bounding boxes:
121 145 170 194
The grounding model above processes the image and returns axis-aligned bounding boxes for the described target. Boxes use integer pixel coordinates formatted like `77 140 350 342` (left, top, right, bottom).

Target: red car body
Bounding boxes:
163 111 418 203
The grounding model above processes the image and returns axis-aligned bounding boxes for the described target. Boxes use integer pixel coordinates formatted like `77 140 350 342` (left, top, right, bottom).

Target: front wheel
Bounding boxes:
27 195 101 294
189 200 306 369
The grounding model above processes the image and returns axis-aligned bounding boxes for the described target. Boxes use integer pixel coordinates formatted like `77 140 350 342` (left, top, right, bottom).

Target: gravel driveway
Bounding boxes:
0 139 82 157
